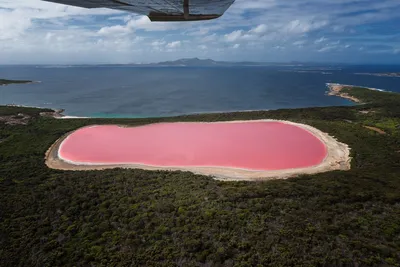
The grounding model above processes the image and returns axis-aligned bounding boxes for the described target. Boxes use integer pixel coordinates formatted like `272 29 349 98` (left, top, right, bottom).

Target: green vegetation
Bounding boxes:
0 79 32 85
1 86 400 266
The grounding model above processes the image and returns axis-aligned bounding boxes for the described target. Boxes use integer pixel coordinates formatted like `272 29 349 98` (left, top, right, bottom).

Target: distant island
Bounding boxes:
92 58 277 67
51 58 340 68
0 78 33 86
130 58 347 67
355 72 400 78
32 58 362 68
149 58 273 67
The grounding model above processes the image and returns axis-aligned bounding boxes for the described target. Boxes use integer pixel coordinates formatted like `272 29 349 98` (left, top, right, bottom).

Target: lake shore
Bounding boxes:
45 120 351 181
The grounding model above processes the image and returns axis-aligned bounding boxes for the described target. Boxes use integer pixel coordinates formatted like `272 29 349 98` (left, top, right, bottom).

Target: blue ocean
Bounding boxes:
1 65 400 118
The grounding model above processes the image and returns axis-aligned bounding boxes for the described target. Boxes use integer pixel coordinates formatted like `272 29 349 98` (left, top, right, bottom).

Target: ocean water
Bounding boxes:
1 65 400 118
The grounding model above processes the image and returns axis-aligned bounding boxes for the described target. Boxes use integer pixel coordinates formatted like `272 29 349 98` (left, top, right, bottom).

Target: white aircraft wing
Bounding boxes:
42 0 235 21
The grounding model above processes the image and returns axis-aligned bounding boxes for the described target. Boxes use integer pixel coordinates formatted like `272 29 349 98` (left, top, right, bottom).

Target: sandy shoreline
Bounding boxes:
6 105 88 119
45 120 351 181
326 83 388 103
326 83 362 103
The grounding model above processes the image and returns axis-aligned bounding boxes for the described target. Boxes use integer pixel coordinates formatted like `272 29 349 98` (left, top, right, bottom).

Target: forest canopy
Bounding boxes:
0 85 400 266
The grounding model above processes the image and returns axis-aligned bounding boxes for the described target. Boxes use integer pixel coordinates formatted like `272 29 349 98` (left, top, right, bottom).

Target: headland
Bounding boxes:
0 79 37 86
355 72 400 78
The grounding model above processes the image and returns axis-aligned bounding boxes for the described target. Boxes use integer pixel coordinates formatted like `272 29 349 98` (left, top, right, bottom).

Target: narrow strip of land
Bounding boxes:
0 79 34 86
355 72 400 78
326 83 362 103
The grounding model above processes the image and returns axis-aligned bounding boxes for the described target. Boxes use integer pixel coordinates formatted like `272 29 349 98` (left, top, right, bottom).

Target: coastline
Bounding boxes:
45 120 351 181
5 104 89 119
325 83 388 103
355 72 400 78
0 80 41 86
3 83 387 119
326 83 362 103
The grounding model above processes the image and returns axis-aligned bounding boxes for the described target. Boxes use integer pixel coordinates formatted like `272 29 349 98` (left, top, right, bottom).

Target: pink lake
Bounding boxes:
59 122 327 171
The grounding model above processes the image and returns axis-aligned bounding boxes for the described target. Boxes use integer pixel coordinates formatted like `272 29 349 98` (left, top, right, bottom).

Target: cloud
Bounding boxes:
166 41 181 49
198 45 207 50
152 40 166 46
200 33 218 43
125 16 186 31
98 24 134 36
315 37 328 44
274 45 285 50
293 40 306 46
1 0 400 63
249 24 267 34
224 30 244 42
187 28 210 36
318 46 336 52
284 20 329 34
0 9 32 40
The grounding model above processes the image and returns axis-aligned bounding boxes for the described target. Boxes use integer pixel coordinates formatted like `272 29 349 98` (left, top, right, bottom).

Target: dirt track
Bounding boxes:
45 120 351 181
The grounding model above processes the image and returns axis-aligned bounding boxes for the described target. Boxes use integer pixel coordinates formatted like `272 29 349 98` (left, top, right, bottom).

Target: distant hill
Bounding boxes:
154 58 219 66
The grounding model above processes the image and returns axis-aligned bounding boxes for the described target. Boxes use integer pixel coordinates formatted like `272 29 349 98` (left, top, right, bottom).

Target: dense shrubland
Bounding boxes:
0 86 400 266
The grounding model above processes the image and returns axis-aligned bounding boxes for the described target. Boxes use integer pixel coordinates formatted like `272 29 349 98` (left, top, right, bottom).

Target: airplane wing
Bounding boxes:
42 0 235 21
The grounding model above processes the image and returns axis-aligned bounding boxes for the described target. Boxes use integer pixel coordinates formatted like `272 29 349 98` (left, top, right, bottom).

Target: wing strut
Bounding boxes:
183 0 189 19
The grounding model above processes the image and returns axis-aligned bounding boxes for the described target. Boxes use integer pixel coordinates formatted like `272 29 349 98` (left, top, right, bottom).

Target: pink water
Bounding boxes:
59 122 327 171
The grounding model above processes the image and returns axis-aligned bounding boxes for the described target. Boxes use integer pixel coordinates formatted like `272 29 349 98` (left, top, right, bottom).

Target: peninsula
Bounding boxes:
326 83 390 103
0 78 33 86
327 83 363 103
355 72 400 78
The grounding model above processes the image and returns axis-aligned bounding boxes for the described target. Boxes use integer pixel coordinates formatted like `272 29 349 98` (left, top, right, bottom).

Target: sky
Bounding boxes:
1 0 400 64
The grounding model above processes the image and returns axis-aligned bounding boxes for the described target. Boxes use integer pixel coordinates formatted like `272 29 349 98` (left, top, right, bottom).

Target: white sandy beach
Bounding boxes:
45 120 351 181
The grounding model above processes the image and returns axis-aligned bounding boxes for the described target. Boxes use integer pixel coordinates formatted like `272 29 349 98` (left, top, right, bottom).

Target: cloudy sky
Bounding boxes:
1 0 400 64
